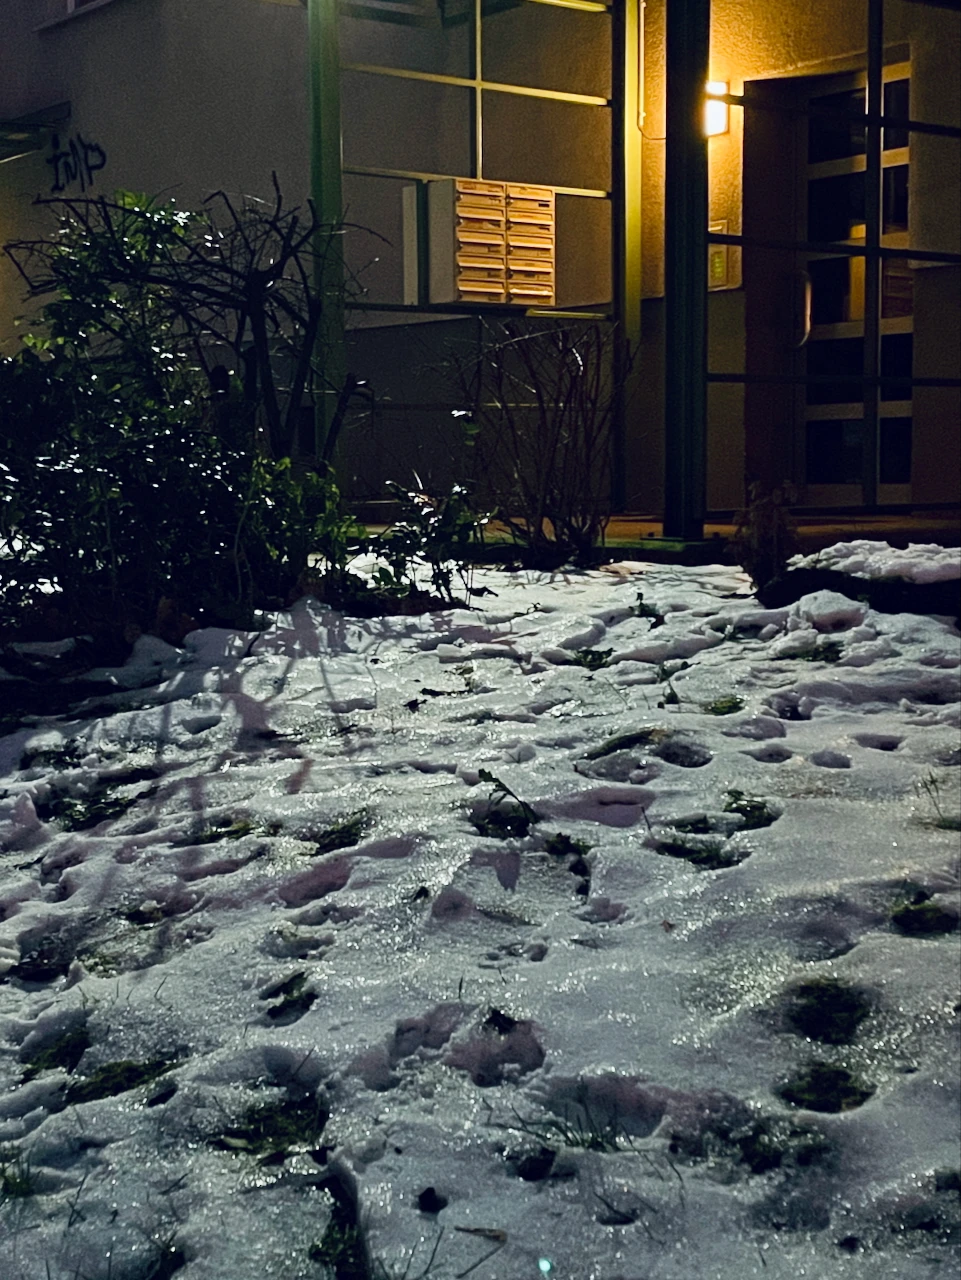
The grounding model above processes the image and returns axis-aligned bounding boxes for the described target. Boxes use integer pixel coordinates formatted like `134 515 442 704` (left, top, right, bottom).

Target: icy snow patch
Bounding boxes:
791 538 961 583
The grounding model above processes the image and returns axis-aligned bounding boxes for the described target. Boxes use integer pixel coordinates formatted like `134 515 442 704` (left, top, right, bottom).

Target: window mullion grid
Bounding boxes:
473 0 483 178
861 0 885 507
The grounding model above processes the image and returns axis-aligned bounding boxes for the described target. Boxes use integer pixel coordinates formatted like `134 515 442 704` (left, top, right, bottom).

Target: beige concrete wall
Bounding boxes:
0 150 50 350
0 0 310 340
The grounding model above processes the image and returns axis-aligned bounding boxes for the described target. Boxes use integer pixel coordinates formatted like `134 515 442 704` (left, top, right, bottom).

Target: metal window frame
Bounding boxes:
331 0 641 496
338 0 618 255
700 0 961 513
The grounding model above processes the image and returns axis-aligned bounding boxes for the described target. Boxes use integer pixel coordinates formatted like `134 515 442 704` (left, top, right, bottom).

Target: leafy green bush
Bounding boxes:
371 481 485 604
0 348 342 633
1 188 490 640
0 191 358 636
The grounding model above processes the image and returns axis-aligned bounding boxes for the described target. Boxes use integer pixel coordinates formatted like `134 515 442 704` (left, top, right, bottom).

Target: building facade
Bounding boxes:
1 0 958 517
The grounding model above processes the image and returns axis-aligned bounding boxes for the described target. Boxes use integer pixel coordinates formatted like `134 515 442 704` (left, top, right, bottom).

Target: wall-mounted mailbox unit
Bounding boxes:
428 178 555 307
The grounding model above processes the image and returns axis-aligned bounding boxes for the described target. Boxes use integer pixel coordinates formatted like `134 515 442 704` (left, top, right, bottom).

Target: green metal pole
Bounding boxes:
861 0 884 510
663 0 709 541
307 0 345 457
612 0 643 513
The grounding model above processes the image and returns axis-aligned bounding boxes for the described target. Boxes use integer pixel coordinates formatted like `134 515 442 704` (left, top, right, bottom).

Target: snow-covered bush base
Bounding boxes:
1 549 958 1279
790 539 960 585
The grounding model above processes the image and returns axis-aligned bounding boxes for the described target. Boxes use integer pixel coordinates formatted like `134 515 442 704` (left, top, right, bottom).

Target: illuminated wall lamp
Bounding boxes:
704 81 730 136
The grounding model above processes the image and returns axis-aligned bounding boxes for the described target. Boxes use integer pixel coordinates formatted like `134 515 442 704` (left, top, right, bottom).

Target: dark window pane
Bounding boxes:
807 337 863 404
339 12 471 77
482 5 611 98
880 332 913 400
806 420 862 483
808 172 865 241
809 89 865 162
341 71 473 174
810 256 853 324
880 417 912 483
883 79 910 151
883 165 909 233
482 94 611 190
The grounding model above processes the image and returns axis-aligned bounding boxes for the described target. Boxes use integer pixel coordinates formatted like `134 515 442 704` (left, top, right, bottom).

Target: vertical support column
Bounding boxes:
861 0 884 509
472 0 483 178
663 0 709 540
308 0 345 456
612 0 643 512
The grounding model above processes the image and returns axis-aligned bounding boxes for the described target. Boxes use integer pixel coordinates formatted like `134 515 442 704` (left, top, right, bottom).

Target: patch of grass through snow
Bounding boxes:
65 1057 177 1106
21 1025 91 1081
704 695 744 716
213 1092 329 1160
776 1061 875 1113
312 812 371 854
0 1145 37 1199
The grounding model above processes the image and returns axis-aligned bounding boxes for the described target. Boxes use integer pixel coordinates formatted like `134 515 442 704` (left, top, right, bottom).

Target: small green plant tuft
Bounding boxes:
259 971 317 1024
65 1057 176 1106
704 695 744 716
19 742 84 772
471 770 540 839
313 812 371 854
493 1103 630 1154
654 836 749 871
22 1026 91 1081
0 1145 37 1199
915 772 961 832
542 832 593 859
35 788 140 831
584 728 665 760
797 639 843 664
190 817 255 845
671 1113 830 1175
633 591 664 624
732 1116 830 1174
723 789 779 830
776 1062 874 1113
309 1220 371 1279
214 1092 329 1159
670 815 713 835
569 647 612 671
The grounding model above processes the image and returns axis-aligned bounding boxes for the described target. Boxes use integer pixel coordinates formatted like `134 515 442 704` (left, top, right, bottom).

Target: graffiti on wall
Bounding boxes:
47 132 108 194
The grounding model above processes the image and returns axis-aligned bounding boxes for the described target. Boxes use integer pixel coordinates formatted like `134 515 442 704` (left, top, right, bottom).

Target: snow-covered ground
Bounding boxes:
790 540 960 584
0 543 959 1280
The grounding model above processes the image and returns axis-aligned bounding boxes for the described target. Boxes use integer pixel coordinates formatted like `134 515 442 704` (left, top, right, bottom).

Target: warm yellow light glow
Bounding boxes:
705 81 729 136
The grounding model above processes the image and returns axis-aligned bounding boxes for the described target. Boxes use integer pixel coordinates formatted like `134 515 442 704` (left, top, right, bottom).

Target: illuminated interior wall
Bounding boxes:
635 0 960 513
